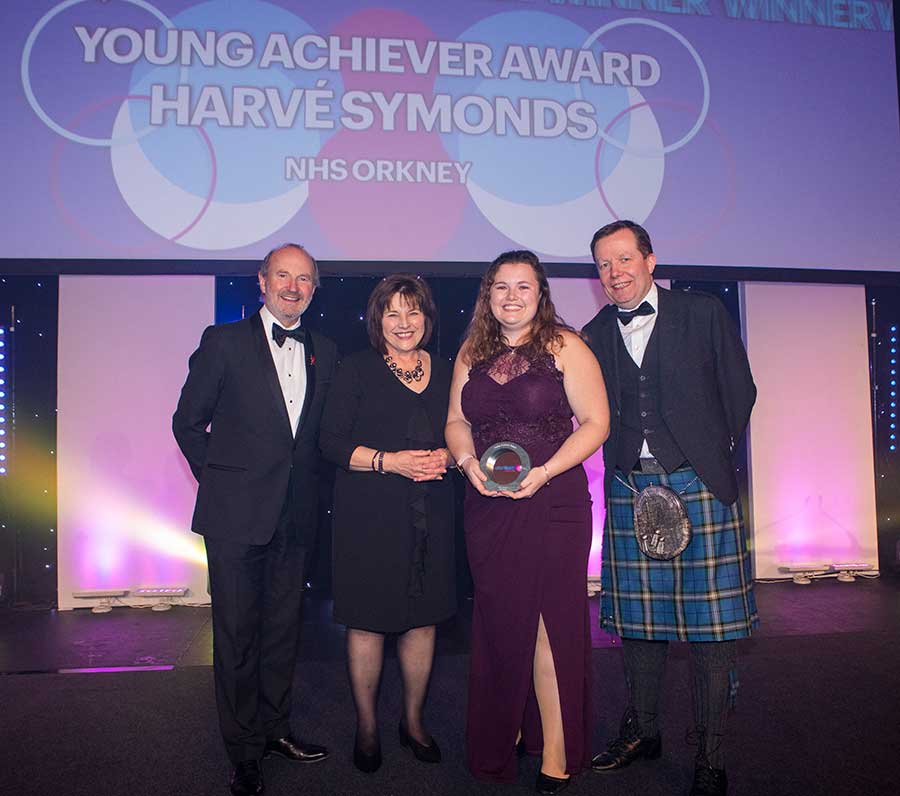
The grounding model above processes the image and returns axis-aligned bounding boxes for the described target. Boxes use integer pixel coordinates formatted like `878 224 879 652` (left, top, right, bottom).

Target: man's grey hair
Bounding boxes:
259 243 321 287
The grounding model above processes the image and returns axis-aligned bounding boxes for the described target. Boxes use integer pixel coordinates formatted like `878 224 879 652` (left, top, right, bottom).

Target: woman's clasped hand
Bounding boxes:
386 448 451 481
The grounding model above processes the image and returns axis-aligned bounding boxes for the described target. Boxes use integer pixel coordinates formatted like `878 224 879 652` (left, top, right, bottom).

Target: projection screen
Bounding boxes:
3 0 899 269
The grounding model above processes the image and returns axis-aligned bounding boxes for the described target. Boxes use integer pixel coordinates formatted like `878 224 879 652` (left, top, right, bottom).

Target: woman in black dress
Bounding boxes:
320 274 456 774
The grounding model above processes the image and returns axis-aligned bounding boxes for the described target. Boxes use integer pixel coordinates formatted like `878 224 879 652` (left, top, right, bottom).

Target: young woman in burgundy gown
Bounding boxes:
446 251 609 793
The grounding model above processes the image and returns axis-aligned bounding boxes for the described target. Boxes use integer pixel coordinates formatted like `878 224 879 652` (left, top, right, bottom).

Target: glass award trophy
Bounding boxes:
479 442 531 491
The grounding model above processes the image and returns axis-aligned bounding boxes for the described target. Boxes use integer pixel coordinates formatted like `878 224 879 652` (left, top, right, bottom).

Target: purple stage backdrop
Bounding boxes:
3 0 898 268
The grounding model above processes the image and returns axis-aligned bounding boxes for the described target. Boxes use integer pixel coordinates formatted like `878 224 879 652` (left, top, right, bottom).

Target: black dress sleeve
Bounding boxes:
319 353 364 469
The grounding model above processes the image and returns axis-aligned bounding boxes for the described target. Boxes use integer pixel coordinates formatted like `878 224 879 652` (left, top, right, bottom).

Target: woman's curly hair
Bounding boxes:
463 250 574 366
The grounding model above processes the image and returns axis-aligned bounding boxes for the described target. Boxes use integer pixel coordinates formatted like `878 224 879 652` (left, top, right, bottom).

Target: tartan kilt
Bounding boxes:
600 465 759 642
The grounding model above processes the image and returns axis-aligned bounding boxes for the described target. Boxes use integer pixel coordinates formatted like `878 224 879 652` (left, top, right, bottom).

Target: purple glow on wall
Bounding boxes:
56 276 215 609
744 283 879 579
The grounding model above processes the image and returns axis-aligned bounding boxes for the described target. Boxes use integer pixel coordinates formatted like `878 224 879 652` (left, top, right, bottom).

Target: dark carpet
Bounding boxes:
1 579 898 796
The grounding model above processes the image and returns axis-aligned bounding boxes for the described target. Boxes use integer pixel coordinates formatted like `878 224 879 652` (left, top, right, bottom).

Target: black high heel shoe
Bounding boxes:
398 722 441 763
535 771 571 794
353 733 382 773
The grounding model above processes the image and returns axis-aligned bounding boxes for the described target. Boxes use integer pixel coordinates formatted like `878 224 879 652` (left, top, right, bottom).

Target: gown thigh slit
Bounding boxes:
532 612 568 769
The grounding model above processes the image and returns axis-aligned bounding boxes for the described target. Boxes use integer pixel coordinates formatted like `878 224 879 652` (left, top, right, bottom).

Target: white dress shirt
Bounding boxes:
260 305 307 435
616 282 659 459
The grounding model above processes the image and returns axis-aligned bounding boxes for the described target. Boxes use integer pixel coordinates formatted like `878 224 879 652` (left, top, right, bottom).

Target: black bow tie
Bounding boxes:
272 323 306 348
617 301 655 325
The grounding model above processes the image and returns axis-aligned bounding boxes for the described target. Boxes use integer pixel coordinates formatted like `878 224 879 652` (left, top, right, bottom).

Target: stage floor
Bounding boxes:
1 578 898 796
1 575 896 673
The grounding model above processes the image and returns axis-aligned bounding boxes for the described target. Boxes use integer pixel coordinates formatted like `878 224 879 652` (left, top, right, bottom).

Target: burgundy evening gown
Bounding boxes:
461 349 593 782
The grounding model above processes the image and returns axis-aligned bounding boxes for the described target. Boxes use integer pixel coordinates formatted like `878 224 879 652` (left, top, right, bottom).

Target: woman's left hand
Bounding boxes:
508 465 552 499
434 447 455 470
386 449 448 481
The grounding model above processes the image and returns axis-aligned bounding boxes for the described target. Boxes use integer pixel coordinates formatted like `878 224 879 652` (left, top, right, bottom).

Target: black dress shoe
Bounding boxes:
535 771 571 794
230 760 263 796
263 736 329 763
398 722 441 763
353 734 382 773
689 760 728 796
591 733 662 771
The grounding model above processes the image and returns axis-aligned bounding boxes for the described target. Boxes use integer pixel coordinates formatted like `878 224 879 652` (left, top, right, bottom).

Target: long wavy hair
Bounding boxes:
463 250 574 366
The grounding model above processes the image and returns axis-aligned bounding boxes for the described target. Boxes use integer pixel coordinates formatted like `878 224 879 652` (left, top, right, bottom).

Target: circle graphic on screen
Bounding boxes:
434 11 665 258
111 0 337 249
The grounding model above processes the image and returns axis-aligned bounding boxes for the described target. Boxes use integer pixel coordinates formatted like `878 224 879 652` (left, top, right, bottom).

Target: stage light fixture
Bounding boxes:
72 588 129 614
829 563 875 583
0 329 5 476
777 563 829 585
134 585 189 611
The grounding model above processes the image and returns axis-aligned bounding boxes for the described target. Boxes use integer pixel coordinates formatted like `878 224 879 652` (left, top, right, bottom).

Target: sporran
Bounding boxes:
616 473 699 561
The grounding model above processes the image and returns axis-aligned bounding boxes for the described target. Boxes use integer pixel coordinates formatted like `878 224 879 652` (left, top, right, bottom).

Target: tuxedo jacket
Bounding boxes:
582 286 756 505
173 310 337 546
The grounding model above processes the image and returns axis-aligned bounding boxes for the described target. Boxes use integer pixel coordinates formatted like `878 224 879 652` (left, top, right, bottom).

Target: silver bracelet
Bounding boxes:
456 454 474 473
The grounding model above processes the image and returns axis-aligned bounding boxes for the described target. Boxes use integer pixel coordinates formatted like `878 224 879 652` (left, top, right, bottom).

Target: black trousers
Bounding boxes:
622 637 736 768
205 508 307 765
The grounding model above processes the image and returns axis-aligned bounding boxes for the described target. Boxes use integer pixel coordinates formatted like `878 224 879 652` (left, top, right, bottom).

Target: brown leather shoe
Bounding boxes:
263 736 329 763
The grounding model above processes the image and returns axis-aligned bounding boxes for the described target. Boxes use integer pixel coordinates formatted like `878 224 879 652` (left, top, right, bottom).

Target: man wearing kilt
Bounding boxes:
582 221 757 796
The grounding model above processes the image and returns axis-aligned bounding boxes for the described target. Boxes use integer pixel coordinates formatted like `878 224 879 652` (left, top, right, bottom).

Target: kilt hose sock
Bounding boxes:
622 637 736 768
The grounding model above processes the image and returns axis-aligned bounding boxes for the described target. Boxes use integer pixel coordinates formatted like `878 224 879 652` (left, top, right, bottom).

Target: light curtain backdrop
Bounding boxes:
57 275 213 609
744 283 878 579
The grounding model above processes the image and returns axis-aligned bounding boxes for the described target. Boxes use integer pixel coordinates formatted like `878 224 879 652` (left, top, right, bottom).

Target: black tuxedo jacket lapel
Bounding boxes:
250 312 293 438
294 331 317 444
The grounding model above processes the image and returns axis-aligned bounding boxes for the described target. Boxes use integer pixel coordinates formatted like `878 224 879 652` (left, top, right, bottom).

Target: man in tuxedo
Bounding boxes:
173 244 337 796
582 221 757 796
